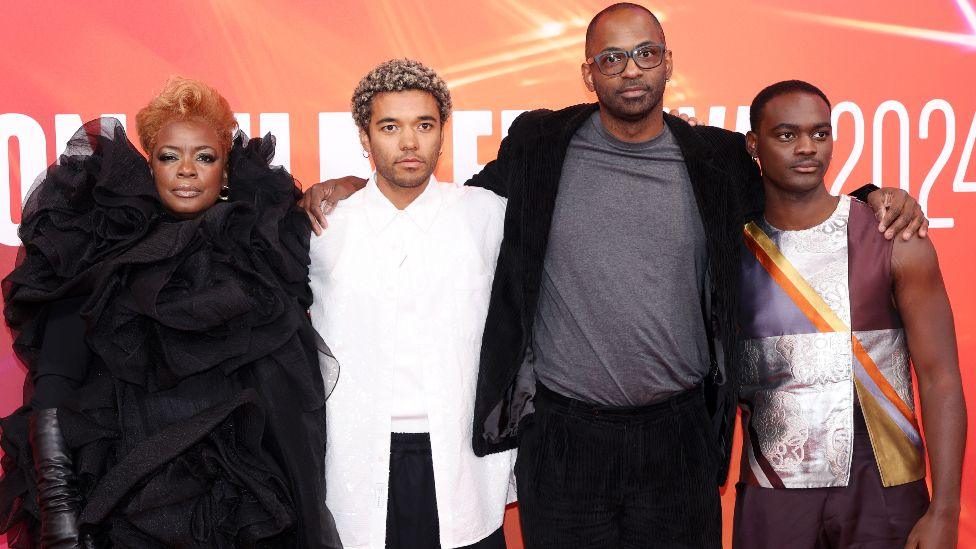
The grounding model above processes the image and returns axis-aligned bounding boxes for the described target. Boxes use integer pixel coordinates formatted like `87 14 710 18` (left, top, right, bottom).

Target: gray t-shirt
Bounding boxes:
532 112 710 406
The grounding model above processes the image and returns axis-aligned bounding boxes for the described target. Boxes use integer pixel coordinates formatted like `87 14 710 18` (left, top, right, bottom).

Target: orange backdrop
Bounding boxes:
2 1 974 547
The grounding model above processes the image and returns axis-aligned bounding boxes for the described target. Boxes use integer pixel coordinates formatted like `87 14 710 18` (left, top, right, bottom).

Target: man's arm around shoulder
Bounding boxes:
465 109 550 198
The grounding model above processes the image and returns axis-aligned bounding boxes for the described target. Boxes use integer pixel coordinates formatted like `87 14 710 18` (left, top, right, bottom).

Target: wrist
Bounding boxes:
928 499 961 517
850 183 878 203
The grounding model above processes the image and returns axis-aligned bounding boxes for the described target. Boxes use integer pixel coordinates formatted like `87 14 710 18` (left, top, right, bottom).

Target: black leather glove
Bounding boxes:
29 408 82 549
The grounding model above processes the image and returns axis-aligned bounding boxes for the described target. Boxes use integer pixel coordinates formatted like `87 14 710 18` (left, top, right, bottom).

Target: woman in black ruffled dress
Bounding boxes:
0 78 340 548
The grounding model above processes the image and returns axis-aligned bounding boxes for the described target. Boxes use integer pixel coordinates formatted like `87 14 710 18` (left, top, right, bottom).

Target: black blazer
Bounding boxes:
466 103 763 484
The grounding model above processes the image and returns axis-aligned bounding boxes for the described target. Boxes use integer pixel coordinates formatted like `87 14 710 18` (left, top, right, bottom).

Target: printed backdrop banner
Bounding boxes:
2 1 974 546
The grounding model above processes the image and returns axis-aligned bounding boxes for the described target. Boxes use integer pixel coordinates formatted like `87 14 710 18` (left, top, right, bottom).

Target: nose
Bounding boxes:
795 135 817 156
177 157 197 178
400 128 418 151
620 55 642 78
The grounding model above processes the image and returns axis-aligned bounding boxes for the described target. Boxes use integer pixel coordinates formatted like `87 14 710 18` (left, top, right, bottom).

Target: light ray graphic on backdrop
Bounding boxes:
1 1 974 547
782 0 976 47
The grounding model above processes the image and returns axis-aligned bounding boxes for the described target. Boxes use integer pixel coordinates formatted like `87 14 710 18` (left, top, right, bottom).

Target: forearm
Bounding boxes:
464 111 530 198
917 373 967 511
340 177 367 194
31 296 92 409
31 375 83 409
465 158 508 198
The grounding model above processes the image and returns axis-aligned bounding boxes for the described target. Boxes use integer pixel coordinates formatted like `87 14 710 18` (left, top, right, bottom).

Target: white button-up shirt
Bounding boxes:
309 175 515 549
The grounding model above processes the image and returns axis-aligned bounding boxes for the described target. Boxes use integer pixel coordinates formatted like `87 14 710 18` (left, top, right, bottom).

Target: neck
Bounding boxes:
763 180 839 230
598 104 664 143
376 174 429 210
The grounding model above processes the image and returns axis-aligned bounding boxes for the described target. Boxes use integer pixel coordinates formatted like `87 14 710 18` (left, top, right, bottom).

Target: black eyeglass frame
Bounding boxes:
586 42 669 76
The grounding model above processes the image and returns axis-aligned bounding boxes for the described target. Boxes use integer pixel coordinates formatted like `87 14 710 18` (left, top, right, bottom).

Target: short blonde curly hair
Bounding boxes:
351 59 452 133
136 76 238 155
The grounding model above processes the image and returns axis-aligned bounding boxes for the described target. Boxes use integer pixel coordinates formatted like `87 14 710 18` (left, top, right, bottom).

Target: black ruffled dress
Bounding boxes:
0 119 341 548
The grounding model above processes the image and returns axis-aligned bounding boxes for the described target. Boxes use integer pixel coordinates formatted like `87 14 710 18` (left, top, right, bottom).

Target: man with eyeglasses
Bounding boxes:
302 3 926 547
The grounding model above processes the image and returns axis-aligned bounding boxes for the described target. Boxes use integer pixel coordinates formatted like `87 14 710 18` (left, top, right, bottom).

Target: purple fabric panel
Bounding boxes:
738 242 819 339
847 200 902 331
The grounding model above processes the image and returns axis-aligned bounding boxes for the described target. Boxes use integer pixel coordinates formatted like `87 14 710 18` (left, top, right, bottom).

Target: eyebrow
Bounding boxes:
157 144 217 152
770 122 832 131
374 115 439 125
600 41 654 53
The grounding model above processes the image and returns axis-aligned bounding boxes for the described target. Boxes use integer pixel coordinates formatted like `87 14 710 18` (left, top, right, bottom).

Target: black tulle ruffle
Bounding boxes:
0 119 339 548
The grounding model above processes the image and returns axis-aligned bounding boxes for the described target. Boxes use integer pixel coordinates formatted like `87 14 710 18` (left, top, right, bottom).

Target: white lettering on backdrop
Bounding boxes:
0 103 974 244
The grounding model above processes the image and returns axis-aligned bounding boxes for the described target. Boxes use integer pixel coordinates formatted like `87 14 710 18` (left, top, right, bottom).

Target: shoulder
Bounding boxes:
308 192 365 252
439 183 506 261
444 182 507 221
328 188 368 218
506 103 598 140
694 124 747 148
854 195 941 279
848 196 876 220
892 231 940 279
665 113 748 155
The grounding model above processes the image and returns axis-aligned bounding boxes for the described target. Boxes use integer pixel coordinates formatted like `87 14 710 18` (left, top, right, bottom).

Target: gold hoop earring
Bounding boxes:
362 151 370 158
218 185 230 201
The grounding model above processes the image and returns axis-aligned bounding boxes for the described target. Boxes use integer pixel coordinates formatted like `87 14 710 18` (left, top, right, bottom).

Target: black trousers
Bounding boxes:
386 432 507 549
515 383 722 549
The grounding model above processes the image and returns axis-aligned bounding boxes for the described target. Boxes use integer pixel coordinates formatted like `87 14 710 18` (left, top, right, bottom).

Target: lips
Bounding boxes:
790 161 822 173
396 157 424 168
171 184 204 198
619 86 649 99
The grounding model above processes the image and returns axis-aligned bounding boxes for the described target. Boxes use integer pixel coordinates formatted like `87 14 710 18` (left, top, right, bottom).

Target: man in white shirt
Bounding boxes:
308 59 514 549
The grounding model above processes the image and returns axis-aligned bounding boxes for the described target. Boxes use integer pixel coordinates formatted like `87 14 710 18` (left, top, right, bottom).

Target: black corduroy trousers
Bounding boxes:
514 383 722 549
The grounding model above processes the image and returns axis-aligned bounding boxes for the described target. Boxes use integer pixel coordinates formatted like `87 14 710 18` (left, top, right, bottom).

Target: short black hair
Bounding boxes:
585 3 665 57
750 80 831 132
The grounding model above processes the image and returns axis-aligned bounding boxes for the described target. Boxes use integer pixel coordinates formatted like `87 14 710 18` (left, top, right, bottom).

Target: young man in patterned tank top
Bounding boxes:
734 80 966 548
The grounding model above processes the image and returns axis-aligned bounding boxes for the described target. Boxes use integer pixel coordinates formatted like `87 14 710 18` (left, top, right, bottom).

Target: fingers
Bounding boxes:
312 202 334 229
312 199 329 232
900 204 925 241
919 217 929 239
876 189 900 236
885 199 920 240
314 183 337 230
300 183 332 236
305 207 323 236
297 190 318 235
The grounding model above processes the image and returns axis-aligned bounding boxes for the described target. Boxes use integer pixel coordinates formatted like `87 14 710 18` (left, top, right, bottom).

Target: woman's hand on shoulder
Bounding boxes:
299 176 368 235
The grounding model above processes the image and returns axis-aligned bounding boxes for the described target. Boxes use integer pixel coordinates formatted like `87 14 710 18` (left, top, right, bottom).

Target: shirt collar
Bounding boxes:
363 173 444 234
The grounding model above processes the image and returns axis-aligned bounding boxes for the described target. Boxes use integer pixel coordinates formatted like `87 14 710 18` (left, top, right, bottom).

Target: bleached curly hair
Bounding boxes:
351 59 452 133
136 76 237 155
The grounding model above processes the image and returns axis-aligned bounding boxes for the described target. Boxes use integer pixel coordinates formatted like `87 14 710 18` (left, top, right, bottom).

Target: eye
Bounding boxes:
635 48 653 58
157 153 177 162
777 132 795 141
813 130 830 140
603 51 624 64
418 122 434 131
381 124 398 133
197 153 217 163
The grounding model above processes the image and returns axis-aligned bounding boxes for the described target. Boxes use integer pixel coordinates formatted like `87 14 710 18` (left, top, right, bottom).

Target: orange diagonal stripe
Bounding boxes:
744 222 918 430
852 337 920 430
743 226 836 333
